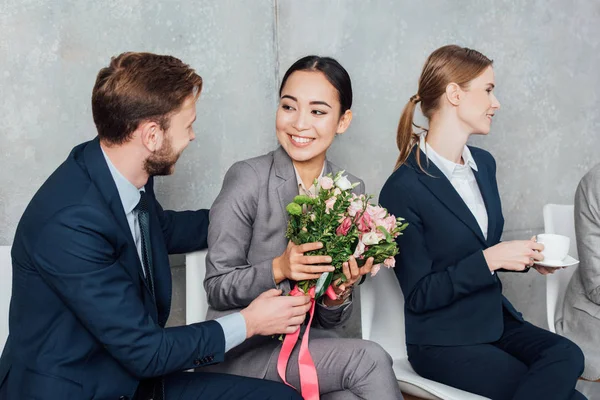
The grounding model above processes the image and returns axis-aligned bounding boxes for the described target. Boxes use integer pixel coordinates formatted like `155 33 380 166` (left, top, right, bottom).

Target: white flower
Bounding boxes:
334 175 353 191
362 231 381 246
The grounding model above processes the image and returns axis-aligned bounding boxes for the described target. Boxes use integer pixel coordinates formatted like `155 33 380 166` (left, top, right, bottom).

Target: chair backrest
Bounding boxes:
543 204 578 333
0 246 12 352
360 265 407 360
185 249 209 324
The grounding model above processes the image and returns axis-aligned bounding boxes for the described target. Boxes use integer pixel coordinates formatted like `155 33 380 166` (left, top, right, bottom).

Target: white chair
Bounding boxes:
0 246 12 352
185 249 209 324
360 266 489 399
542 204 579 333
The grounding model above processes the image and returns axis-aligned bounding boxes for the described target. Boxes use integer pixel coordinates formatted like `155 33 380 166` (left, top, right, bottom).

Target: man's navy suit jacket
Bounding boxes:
0 138 223 399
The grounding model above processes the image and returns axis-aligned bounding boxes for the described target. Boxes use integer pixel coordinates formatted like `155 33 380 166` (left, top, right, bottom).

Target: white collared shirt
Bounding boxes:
420 135 488 240
293 164 324 197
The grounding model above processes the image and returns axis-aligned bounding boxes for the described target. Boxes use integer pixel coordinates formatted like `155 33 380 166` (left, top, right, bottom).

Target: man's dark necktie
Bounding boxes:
135 191 155 300
133 191 163 400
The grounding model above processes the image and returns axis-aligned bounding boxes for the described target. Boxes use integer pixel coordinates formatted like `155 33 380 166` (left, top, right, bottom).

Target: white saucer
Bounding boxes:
535 255 579 268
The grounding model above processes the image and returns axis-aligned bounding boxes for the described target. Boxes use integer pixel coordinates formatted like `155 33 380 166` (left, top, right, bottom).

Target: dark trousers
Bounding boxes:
408 310 586 400
0 371 300 400
162 371 301 400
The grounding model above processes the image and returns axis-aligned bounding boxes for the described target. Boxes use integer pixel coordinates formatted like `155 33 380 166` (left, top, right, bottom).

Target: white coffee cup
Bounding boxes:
536 234 570 262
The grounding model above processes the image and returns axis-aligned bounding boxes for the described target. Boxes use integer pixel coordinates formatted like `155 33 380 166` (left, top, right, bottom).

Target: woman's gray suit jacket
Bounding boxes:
203 146 365 378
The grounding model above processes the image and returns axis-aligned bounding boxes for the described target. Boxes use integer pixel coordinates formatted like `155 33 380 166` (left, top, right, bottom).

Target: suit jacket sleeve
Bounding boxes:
204 161 280 310
32 205 224 378
146 178 209 254
575 172 600 305
380 179 496 314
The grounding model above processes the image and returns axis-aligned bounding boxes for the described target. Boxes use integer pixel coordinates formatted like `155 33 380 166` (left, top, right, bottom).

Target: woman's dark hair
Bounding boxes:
279 55 352 115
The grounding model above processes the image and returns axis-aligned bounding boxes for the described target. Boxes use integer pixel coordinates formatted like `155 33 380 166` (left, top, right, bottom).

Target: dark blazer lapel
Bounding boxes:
83 138 156 302
274 147 300 222
471 151 497 245
410 149 487 246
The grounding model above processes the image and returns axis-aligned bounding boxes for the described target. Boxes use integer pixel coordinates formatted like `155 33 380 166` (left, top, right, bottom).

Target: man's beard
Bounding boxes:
144 137 181 176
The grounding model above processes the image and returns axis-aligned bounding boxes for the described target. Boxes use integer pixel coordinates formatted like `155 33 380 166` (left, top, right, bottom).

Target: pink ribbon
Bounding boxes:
277 284 337 399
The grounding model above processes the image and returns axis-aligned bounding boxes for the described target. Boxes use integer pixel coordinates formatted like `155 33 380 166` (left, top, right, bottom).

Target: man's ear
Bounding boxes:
139 121 163 152
336 109 353 135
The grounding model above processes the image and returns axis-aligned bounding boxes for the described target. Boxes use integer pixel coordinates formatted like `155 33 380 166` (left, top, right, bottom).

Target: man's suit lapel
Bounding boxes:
83 138 157 310
410 149 488 246
274 147 300 222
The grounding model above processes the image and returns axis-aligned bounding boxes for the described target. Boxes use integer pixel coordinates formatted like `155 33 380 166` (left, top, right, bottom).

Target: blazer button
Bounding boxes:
193 359 201 366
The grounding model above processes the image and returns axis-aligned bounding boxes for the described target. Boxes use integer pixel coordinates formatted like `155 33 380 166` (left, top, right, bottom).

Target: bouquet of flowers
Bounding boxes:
285 171 408 300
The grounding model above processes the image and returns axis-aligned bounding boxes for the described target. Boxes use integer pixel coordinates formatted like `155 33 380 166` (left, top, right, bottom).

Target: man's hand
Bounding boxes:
240 289 312 338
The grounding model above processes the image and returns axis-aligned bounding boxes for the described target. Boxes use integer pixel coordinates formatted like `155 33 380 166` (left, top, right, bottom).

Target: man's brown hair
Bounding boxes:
92 52 203 144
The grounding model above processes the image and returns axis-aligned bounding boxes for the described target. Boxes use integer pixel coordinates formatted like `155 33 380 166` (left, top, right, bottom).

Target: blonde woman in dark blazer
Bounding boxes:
203 56 402 399
380 45 585 400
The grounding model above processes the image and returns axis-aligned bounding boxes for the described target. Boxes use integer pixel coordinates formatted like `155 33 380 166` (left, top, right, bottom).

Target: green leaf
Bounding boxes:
294 195 314 205
377 225 394 243
315 271 333 299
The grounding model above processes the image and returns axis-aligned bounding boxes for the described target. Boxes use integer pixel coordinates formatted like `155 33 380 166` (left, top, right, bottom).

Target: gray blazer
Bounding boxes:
558 163 600 380
204 146 365 378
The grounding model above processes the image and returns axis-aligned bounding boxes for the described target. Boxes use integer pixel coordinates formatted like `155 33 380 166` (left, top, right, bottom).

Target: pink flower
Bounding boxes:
367 205 387 221
383 215 397 232
353 240 365 258
325 196 336 214
373 215 396 235
319 176 334 190
384 256 396 268
354 211 372 233
370 264 381 277
347 199 364 217
333 187 342 196
336 217 353 236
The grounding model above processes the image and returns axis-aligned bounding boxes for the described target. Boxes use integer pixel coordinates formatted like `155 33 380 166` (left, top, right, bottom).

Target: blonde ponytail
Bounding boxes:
394 94 423 171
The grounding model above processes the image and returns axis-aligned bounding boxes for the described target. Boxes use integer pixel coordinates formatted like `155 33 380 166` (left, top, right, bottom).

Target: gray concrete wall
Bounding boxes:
2 0 600 333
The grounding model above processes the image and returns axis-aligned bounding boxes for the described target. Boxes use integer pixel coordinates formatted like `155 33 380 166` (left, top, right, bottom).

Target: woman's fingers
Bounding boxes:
292 272 325 281
307 264 335 274
297 242 323 253
299 254 332 265
348 256 360 279
358 257 374 275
